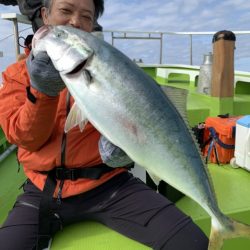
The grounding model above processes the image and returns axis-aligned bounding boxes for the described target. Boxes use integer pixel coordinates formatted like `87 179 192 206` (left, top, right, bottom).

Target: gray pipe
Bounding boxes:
0 144 17 163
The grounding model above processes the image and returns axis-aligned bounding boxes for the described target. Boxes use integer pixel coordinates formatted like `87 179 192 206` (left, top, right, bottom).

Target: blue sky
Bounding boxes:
1 0 250 72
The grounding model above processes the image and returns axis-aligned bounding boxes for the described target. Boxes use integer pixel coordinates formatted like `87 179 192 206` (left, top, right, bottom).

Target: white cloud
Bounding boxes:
1 0 250 71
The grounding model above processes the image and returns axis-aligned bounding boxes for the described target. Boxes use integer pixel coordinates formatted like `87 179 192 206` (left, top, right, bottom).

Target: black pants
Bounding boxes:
0 172 208 250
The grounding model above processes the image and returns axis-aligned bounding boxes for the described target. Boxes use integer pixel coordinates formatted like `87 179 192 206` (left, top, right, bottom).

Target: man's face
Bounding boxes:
41 0 95 32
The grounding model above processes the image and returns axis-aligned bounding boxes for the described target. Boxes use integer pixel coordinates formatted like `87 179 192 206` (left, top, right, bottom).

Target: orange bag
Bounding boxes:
203 116 242 164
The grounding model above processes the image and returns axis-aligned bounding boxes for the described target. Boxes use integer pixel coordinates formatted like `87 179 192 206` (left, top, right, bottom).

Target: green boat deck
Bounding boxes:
1 65 250 249
177 164 250 250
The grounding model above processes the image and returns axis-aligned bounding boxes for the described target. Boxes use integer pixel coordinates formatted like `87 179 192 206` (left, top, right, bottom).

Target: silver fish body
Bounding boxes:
33 25 250 249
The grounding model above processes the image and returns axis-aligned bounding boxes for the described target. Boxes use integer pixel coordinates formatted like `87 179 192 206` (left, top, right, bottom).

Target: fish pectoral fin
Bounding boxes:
64 103 88 133
147 170 161 186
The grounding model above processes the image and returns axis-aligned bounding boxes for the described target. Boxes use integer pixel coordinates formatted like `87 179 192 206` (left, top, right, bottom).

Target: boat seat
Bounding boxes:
156 67 250 89
51 221 150 250
234 75 250 86
156 66 200 84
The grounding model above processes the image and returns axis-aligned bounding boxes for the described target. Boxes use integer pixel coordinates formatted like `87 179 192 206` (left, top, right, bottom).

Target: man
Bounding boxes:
0 0 209 249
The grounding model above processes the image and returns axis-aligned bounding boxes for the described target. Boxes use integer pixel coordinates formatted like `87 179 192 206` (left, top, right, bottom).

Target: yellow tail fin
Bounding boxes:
208 217 250 250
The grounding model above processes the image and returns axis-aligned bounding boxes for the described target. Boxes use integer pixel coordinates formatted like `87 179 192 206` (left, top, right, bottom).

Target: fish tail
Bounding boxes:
208 226 223 250
208 216 250 250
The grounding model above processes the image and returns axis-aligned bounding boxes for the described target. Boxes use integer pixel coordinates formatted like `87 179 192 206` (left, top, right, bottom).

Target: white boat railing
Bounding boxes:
1 13 31 57
1 12 250 68
104 30 250 65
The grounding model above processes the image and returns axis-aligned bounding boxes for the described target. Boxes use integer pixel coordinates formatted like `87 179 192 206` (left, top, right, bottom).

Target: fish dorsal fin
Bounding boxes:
161 86 188 125
161 86 206 162
65 103 88 133
147 170 161 186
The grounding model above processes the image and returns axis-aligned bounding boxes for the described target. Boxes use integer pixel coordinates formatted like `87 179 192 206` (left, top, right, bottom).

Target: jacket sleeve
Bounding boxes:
0 60 60 152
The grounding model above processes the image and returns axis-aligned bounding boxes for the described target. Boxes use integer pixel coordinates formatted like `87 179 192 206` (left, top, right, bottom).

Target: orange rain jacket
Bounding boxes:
0 59 126 198
17 47 31 61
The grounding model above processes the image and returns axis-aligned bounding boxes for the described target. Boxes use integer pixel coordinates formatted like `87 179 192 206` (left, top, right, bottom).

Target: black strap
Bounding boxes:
205 139 220 165
51 164 115 181
56 91 71 201
60 91 71 166
205 127 235 165
208 127 235 149
26 87 37 104
39 162 133 181
36 91 71 250
36 171 57 250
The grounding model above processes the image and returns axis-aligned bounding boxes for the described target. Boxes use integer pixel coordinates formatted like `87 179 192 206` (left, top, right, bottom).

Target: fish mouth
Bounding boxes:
65 53 93 75
66 60 87 75
65 57 93 82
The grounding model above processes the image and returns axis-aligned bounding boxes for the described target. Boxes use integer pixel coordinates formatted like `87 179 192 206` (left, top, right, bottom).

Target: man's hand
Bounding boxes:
26 51 65 96
99 135 133 168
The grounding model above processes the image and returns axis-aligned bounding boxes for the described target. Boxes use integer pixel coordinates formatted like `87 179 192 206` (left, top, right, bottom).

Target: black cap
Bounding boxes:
212 30 236 43
93 21 103 32
24 34 33 46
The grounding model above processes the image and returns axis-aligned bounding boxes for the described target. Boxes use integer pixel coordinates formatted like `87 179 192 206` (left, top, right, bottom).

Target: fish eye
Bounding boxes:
55 30 68 39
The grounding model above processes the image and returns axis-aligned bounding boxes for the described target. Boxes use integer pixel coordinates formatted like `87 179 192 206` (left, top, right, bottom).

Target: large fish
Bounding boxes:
32 25 250 250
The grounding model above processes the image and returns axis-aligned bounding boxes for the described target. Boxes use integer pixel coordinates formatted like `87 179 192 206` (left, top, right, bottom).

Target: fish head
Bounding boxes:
32 25 93 74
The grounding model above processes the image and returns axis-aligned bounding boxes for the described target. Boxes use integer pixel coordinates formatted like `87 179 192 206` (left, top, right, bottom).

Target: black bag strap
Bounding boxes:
36 171 57 250
51 165 116 181
205 139 220 165
36 91 71 250
205 127 235 165
208 127 235 149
